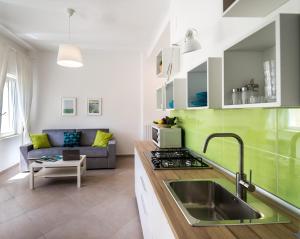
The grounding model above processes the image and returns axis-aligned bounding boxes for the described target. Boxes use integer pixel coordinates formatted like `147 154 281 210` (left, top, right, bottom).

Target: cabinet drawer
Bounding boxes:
135 152 155 196
136 186 152 239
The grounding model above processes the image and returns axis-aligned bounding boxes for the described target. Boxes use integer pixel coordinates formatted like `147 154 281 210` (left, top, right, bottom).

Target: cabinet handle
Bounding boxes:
140 195 147 215
140 176 147 192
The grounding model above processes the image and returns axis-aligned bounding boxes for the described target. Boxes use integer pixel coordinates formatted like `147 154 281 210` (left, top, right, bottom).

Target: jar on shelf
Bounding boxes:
241 87 248 104
232 88 242 105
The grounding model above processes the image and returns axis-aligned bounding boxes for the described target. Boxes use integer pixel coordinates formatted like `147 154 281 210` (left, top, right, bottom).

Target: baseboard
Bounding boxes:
0 163 19 175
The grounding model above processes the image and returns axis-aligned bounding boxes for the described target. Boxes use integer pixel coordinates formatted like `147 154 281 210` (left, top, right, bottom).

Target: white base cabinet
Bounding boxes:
134 149 175 239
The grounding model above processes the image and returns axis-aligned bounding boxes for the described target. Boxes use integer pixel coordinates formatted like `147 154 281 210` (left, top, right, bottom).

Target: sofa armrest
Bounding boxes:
20 144 34 158
107 139 116 168
19 144 34 172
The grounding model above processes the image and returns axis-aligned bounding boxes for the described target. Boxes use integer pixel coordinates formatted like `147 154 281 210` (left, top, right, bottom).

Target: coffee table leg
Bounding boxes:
30 166 34 190
83 157 87 176
77 165 81 188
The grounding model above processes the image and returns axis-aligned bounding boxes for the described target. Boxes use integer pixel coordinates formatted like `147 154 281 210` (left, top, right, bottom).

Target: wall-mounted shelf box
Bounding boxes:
223 0 290 17
165 78 187 110
223 14 300 109
156 48 180 78
156 87 165 110
187 58 222 110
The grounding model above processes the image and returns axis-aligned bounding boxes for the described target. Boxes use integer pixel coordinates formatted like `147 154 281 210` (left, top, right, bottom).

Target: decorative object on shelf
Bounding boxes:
159 60 163 74
190 91 208 107
168 99 174 109
182 28 201 54
232 88 242 105
57 8 83 68
62 97 76 116
87 98 102 116
264 60 276 102
231 79 265 105
153 116 177 128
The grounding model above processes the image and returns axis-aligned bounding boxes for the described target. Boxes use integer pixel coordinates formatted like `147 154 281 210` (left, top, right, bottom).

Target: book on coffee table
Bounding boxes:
39 155 63 162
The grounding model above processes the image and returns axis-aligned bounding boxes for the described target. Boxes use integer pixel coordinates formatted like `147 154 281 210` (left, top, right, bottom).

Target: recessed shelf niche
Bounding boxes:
223 14 300 108
187 58 222 109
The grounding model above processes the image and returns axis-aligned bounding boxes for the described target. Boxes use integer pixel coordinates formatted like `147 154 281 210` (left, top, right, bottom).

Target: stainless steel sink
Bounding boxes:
164 179 290 226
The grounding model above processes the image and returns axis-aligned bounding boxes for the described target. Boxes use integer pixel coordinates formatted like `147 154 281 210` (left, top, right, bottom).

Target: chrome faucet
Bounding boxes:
203 133 255 201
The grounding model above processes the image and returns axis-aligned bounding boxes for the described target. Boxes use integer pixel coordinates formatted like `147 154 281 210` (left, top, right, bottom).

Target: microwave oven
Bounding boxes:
152 125 182 148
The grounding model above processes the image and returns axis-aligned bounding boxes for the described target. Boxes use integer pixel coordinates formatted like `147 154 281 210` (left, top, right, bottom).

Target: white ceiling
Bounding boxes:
0 0 171 51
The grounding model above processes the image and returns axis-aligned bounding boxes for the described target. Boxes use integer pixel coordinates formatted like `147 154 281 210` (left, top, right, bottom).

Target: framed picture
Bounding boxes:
62 97 76 116
87 98 102 116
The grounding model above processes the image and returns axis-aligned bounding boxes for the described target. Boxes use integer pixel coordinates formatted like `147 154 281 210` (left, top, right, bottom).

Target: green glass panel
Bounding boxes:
171 108 300 209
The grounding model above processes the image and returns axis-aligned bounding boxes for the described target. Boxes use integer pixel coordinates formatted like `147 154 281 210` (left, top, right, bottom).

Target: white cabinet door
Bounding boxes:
135 149 175 239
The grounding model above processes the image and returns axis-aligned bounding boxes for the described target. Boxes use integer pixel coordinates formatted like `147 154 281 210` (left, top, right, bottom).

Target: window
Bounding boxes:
0 73 17 137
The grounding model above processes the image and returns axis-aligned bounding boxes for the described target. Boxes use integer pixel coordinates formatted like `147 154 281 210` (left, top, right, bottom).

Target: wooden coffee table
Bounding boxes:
29 155 87 189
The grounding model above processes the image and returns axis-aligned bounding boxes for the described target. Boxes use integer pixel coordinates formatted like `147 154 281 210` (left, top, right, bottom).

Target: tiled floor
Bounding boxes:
0 156 143 239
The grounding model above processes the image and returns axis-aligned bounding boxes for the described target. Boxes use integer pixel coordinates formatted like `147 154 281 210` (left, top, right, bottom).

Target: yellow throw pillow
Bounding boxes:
30 133 51 149
92 130 113 147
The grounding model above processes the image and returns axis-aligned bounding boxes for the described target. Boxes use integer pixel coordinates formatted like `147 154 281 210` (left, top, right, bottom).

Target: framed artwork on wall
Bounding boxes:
62 97 77 116
87 98 102 116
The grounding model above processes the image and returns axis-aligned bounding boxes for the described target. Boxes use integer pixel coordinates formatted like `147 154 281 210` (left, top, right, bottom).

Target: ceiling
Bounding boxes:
0 0 171 51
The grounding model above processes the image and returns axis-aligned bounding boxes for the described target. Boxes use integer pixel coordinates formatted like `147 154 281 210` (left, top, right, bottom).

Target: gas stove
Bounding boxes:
145 148 211 170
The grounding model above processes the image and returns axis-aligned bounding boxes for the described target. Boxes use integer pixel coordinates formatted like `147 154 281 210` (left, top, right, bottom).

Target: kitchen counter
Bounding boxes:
134 141 300 239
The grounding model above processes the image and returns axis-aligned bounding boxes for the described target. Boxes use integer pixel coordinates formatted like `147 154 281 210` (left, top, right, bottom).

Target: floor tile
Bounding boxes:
0 156 142 238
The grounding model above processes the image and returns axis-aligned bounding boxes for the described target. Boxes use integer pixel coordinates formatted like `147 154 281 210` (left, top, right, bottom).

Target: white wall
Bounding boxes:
0 32 29 172
141 24 171 138
0 136 22 172
31 50 142 155
141 0 300 132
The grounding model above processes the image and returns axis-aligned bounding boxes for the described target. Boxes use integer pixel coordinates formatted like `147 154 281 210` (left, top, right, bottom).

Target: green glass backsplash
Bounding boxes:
170 109 300 208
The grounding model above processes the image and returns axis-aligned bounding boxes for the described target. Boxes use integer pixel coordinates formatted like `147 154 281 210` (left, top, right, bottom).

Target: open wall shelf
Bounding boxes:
223 14 300 108
165 78 187 110
156 47 180 78
187 58 222 110
156 87 164 110
223 0 290 17
165 82 174 110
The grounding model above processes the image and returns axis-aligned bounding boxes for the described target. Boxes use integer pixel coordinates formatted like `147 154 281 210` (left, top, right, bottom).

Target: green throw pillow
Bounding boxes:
30 133 51 149
92 130 113 147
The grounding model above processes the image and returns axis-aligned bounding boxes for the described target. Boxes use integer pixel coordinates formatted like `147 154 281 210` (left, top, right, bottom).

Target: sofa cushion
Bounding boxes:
73 146 107 158
28 147 69 159
42 129 75 147
64 131 81 147
76 129 109 146
92 130 113 147
30 133 51 149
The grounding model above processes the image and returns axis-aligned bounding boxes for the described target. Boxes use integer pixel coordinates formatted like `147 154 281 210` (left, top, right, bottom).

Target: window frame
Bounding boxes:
0 73 18 138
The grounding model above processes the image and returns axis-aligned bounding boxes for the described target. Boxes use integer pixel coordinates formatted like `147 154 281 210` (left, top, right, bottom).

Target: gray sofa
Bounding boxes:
20 128 116 172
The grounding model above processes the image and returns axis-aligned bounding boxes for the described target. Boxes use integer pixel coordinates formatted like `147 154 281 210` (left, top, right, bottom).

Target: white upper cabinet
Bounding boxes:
187 58 222 110
223 14 300 108
156 48 180 79
223 0 290 17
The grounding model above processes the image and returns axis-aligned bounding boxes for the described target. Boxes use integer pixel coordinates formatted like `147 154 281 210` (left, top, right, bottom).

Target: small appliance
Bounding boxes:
151 125 181 148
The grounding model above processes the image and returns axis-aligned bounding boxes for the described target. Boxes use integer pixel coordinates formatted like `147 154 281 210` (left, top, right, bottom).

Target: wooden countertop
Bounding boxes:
134 141 300 239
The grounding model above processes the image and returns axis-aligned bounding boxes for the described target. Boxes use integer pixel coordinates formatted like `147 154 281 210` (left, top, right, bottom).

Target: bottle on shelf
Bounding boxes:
241 87 248 104
232 88 242 105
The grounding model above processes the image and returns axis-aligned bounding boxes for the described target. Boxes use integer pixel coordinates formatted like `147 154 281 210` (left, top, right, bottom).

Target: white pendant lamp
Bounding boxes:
182 28 201 54
57 8 83 68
